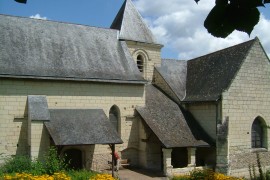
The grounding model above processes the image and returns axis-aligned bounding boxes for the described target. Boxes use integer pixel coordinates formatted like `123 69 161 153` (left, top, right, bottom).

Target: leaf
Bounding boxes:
230 0 264 8
264 0 270 3
204 5 234 38
14 0 27 3
216 0 228 6
228 6 260 35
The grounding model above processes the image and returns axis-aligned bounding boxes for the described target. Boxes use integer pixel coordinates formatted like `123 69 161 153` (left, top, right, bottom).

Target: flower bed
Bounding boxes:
3 172 115 180
172 169 243 180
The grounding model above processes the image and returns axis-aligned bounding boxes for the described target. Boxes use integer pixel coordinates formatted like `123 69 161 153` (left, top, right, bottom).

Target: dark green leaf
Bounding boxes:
14 0 27 3
204 5 234 38
216 0 228 6
228 6 260 35
230 0 264 8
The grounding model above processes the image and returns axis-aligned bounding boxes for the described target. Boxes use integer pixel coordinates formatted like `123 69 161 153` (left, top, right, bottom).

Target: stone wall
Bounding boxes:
126 41 162 81
187 103 217 140
0 78 145 170
222 40 270 177
138 118 162 170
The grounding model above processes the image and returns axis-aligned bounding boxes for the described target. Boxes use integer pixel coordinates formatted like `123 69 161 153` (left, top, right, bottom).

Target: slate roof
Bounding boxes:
156 59 187 101
45 109 123 146
185 38 256 101
0 14 145 84
136 85 208 148
157 39 257 102
111 0 158 44
28 95 50 121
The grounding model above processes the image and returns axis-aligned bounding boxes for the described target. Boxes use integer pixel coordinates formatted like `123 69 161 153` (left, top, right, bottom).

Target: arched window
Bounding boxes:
109 105 120 133
136 55 144 72
251 117 267 148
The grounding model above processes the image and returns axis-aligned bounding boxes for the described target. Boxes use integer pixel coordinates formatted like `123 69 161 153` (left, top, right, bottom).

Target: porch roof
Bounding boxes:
44 109 123 146
136 85 208 148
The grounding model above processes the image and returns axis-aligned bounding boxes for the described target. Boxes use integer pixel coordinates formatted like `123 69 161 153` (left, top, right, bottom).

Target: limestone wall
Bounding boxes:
126 41 162 81
0 78 145 170
187 103 217 140
221 40 270 177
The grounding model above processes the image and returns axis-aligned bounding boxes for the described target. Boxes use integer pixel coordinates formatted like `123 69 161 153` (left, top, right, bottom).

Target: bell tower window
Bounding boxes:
137 55 144 72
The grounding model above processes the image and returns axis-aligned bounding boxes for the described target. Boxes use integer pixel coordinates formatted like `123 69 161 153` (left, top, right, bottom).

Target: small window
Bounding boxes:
109 105 120 133
137 55 144 72
251 117 266 148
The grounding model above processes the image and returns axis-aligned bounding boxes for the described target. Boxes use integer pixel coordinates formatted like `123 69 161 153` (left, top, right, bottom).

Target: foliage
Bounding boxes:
173 169 243 180
195 0 269 38
66 169 97 180
43 147 69 175
0 147 69 175
1 156 32 174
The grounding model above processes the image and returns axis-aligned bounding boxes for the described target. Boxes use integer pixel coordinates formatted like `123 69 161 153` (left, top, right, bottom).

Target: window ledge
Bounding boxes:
250 148 268 153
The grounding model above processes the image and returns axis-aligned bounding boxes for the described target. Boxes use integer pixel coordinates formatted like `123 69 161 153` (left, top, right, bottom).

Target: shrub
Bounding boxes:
43 147 69 175
1 155 31 173
0 147 69 175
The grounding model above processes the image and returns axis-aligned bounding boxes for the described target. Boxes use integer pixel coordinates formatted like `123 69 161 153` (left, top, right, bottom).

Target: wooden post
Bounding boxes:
111 144 115 177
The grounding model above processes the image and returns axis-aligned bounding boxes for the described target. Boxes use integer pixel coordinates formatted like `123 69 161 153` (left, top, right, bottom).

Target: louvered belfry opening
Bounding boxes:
137 55 144 72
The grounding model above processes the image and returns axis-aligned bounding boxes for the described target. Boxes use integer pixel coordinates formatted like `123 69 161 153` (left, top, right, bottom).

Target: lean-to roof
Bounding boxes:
136 85 208 148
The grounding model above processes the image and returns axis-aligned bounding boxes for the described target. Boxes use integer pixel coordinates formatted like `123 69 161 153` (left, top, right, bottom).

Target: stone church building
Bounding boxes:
0 0 270 177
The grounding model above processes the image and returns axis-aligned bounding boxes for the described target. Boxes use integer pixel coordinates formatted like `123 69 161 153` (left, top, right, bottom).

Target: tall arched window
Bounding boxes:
136 55 144 72
251 117 267 148
109 105 120 133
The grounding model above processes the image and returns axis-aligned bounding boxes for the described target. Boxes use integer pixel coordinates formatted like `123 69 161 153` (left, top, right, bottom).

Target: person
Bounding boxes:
109 144 121 171
113 151 120 171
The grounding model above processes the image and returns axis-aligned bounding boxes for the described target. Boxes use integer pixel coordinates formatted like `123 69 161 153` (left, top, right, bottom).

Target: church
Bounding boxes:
0 0 270 177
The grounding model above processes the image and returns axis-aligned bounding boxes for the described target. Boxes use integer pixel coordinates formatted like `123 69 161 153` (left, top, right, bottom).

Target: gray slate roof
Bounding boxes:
0 14 145 84
185 38 256 101
45 109 123 145
28 95 50 121
156 59 187 101
157 39 257 102
111 0 158 44
136 85 208 148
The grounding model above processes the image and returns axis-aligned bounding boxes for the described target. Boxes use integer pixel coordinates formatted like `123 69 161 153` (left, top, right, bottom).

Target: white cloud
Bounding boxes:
30 14 47 20
134 0 270 59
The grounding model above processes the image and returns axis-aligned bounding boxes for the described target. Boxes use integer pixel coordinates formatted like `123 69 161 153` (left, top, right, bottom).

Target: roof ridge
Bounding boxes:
188 38 256 62
0 13 117 31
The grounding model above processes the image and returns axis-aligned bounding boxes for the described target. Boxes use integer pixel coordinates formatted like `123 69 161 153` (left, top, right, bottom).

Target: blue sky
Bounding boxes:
1 0 270 59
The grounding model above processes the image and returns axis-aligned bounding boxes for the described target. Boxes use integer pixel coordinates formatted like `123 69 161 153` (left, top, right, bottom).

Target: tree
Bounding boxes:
196 0 270 38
